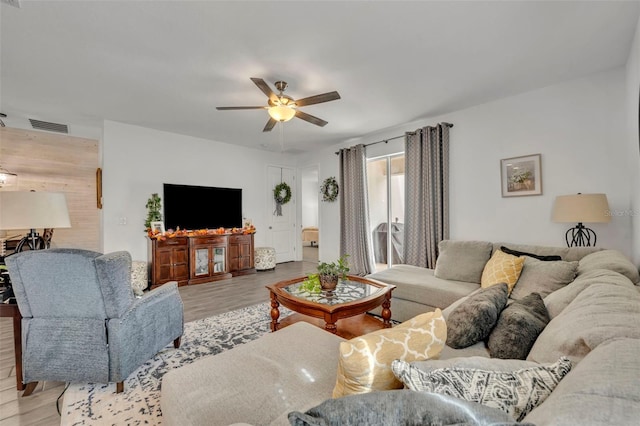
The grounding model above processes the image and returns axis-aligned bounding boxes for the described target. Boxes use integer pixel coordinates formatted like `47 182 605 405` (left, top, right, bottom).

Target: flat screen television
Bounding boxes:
163 183 242 230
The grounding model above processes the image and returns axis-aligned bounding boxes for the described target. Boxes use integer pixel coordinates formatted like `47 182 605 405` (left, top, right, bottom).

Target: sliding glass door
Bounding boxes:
366 154 405 271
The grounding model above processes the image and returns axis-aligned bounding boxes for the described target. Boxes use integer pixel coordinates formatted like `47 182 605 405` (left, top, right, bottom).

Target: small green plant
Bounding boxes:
299 274 322 293
144 193 162 231
317 254 350 279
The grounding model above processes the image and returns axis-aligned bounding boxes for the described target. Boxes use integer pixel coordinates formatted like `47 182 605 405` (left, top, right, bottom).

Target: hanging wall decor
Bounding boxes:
320 176 339 202
273 181 292 216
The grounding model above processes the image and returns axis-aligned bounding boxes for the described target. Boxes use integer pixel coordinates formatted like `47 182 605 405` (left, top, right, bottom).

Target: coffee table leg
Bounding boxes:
269 293 280 332
381 294 392 328
324 316 338 334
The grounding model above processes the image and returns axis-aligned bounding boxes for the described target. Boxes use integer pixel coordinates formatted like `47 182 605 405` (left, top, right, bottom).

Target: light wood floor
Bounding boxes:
0 260 317 426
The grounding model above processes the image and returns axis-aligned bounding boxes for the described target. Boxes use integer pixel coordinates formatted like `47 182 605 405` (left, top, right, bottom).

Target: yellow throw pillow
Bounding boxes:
332 309 446 398
481 249 525 294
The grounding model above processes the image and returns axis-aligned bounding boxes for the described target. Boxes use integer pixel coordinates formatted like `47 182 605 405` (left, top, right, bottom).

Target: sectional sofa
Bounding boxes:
161 241 640 425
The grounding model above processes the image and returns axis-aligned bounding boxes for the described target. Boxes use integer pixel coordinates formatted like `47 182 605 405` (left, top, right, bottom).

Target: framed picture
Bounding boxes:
150 221 165 235
243 218 253 228
500 154 542 197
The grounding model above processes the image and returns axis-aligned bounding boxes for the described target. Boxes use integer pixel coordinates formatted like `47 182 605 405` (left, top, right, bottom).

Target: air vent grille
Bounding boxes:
29 119 69 133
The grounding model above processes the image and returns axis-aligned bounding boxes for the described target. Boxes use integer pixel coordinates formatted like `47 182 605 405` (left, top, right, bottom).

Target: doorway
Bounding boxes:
300 165 319 263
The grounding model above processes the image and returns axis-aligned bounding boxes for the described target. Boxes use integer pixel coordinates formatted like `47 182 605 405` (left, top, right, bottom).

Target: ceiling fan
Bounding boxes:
216 78 341 132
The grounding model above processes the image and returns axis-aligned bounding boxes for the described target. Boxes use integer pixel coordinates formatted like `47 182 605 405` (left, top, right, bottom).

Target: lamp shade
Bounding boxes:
268 105 296 122
552 193 611 223
0 191 71 230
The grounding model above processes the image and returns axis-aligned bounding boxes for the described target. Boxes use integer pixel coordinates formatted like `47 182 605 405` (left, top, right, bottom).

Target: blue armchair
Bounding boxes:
5 248 184 395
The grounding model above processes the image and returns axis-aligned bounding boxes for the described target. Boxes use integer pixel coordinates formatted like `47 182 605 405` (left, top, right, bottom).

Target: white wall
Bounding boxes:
102 121 296 261
625 15 640 265
307 67 633 260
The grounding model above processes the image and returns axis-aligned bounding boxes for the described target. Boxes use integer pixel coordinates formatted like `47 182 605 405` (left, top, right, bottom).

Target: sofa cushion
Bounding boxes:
577 249 640 284
510 257 578 300
528 280 640 364
332 310 446 398
445 283 508 349
480 250 525 294
434 240 493 283
367 265 479 309
391 357 572 422
500 245 561 261
288 390 520 426
543 269 635 318
487 293 550 359
523 338 640 425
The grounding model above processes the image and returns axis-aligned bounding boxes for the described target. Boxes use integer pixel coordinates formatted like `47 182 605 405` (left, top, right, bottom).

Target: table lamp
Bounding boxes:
552 193 610 247
0 191 71 251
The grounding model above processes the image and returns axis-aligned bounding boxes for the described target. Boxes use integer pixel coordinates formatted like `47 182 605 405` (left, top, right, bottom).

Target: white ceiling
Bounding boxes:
1 1 639 153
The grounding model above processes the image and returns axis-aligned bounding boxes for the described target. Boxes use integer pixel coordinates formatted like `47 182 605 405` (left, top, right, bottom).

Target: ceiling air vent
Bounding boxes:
29 119 69 134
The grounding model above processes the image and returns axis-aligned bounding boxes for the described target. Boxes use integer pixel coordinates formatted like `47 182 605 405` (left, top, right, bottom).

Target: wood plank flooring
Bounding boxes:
0 260 317 426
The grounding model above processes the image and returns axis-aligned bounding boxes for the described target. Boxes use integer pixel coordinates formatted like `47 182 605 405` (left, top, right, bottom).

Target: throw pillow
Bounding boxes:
288 390 520 426
332 309 446 398
434 240 493 283
480 250 525 294
391 357 573 422
487 293 550 359
509 257 578 301
500 245 562 261
445 283 508 349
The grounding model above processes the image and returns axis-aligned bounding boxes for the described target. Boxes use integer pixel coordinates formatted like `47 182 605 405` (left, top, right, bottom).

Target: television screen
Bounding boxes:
163 183 242 230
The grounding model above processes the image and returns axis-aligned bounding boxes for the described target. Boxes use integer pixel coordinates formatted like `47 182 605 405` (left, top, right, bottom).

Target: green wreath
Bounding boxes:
320 177 339 202
273 182 292 205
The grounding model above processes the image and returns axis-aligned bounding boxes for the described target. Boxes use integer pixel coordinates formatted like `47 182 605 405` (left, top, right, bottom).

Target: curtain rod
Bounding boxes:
335 122 453 155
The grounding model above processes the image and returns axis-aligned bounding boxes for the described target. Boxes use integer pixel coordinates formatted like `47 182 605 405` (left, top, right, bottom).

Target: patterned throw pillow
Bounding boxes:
332 309 446 398
481 249 525 294
391 357 572 421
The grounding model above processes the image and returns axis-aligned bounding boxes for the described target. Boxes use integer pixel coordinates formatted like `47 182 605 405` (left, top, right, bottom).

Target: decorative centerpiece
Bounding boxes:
315 254 350 292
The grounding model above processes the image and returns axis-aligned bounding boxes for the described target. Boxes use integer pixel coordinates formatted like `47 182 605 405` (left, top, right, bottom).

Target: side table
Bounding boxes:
0 302 24 391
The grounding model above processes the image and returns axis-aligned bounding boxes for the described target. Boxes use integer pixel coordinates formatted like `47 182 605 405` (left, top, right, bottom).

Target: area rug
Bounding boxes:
61 302 291 425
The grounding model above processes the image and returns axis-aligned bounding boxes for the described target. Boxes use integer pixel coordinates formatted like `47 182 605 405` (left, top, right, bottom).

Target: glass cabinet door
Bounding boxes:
194 247 210 276
213 247 225 273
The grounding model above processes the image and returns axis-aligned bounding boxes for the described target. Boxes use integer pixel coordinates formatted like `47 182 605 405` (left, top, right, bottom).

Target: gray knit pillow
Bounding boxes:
487 293 550 359
445 283 509 349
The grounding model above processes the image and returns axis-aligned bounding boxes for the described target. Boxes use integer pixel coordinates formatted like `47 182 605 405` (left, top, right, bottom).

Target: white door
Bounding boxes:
267 165 296 263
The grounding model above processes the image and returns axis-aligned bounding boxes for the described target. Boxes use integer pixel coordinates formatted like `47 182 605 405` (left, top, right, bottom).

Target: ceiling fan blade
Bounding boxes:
216 106 267 110
250 78 279 104
295 110 328 127
294 91 341 107
263 118 277 132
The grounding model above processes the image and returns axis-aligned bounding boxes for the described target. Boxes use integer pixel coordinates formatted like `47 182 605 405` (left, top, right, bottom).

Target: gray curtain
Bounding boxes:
339 144 375 275
404 123 451 268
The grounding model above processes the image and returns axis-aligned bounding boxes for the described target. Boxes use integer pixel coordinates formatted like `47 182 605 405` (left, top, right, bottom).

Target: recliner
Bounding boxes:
5 248 184 395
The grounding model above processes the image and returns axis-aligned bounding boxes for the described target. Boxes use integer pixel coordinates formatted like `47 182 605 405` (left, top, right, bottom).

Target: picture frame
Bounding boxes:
243 218 253 228
150 221 165 235
500 154 542 197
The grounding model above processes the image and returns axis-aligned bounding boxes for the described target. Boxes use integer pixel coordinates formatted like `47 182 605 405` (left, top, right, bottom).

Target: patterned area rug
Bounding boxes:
61 302 290 425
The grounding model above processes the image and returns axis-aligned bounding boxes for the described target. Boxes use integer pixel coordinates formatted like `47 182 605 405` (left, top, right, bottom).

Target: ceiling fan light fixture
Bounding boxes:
268 105 296 122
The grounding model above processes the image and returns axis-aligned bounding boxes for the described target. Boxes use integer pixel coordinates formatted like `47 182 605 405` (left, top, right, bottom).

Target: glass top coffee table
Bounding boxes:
266 275 395 336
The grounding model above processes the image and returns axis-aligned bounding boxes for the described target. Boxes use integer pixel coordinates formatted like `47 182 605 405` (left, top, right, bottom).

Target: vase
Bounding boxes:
319 274 339 292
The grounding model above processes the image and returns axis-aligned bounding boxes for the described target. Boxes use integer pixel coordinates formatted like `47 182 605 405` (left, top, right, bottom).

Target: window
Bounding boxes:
367 154 405 271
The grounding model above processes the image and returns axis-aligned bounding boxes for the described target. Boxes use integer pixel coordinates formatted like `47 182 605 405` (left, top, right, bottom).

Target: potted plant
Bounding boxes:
316 254 350 291
144 193 162 232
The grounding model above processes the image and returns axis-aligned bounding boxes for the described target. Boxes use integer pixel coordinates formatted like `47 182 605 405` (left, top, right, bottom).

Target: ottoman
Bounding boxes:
255 247 276 271
161 322 344 426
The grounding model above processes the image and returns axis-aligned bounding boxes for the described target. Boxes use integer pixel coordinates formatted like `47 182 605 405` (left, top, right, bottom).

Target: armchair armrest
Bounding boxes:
106 281 184 382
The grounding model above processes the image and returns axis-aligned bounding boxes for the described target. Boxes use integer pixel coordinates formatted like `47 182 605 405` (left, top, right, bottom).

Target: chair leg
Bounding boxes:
174 336 181 348
22 381 38 397
116 381 124 393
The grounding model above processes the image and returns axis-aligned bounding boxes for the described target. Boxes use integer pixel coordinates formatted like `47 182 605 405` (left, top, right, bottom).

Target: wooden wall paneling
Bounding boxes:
0 127 100 251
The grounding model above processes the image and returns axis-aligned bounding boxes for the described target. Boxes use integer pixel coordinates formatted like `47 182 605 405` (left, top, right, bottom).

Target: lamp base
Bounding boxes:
15 229 45 252
565 223 597 247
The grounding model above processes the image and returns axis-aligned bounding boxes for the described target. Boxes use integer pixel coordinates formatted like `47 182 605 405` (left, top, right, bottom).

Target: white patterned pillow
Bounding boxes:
391 357 572 421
